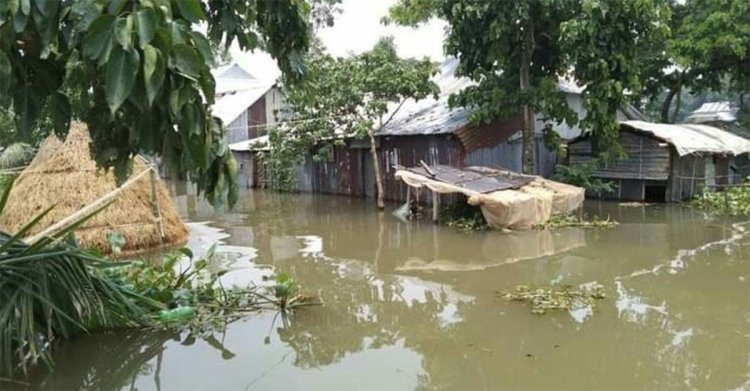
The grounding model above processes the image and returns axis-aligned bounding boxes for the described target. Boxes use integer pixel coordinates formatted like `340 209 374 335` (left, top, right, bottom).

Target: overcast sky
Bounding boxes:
231 0 446 81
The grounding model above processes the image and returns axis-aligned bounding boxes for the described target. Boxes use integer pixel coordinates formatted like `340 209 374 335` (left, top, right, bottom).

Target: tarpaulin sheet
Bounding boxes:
395 168 585 230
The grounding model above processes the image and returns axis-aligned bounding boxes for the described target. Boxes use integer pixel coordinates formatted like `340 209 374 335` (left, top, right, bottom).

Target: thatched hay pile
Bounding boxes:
0 122 188 255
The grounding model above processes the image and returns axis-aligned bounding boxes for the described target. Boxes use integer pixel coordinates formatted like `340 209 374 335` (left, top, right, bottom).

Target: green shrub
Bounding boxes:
691 184 750 215
553 163 615 195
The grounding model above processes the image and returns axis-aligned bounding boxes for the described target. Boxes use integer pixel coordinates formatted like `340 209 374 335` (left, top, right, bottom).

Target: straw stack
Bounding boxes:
0 122 189 255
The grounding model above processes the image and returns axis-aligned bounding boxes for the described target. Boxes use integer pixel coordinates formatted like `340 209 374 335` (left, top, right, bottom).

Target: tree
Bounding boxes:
639 0 749 123
0 0 314 206
561 0 670 156
268 38 438 208
440 0 580 174
388 0 670 168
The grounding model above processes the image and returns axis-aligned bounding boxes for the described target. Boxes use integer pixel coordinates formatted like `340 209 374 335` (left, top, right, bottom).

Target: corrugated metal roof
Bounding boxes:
686 101 738 123
404 164 534 193
229 135 269 152
213 86 270 125
621 120 750 156
376 58 586 137
376 58 473 136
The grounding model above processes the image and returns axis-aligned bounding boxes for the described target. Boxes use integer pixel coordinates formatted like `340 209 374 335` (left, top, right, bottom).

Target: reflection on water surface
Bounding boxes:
17 186 750 390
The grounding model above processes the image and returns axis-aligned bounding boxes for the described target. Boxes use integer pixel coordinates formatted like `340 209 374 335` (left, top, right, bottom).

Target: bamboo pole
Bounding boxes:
27 167 153 243
432 191 439 223
148 160 166 243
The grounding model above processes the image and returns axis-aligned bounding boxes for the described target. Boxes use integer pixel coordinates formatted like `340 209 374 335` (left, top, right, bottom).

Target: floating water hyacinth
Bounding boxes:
498 283 606 315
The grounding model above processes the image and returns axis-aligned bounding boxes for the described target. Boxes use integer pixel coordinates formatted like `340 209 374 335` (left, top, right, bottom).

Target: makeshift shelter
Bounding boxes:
568 121 750 202
0 122 188 255
394 165 585 230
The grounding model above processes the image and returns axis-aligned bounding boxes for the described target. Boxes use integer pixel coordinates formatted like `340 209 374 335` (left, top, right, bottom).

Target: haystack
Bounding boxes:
0 122 188 255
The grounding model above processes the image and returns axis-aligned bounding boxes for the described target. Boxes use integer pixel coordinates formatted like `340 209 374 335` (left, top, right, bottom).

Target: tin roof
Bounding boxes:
376 58 473 136
213 86 272 125
404 164 534 194
621 120 750 156
376 58 586 137
685 101 738 124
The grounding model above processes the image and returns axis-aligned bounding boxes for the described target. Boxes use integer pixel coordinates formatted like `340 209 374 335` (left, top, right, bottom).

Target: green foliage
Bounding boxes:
0 0 316 206
389 0 671 165
441 202 489 232
103 245 258 331
636 0 749 123
0 182 147 377
499 283 606 315
561 0 670 158
691 184 750 215
267 38 438 191
553 163 616 195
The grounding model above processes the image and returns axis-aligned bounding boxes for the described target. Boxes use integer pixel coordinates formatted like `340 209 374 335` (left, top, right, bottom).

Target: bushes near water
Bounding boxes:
691 185 750 215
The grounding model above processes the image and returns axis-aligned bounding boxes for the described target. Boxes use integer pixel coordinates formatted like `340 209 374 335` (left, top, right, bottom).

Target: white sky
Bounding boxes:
231 0 446 81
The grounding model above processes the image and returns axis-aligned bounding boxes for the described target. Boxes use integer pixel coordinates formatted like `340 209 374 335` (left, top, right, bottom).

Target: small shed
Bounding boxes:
568 121 750 202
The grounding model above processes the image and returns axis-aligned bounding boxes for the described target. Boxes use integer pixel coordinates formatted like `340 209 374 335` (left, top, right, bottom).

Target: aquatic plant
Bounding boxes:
536 213 618 230
691 184 750 215
255 273 315 311
105 247 316 333
0 182 147 377
498 283 606 315
441 202 490 232
104 245 257 332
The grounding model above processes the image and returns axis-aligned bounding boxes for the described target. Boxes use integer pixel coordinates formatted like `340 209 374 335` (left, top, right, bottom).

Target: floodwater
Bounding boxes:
17 186 750 390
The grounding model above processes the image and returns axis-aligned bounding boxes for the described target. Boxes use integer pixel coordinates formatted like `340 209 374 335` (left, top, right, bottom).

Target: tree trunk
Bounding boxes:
660 87 678 123
369 131 385 209
520 20 535 175
671 84 683 123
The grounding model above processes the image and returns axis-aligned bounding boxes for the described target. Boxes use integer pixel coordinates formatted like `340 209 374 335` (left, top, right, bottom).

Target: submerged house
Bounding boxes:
232 58 640 202
567 121 750 202
213 63 284 144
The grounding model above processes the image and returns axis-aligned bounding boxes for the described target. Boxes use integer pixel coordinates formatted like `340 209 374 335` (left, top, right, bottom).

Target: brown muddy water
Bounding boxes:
16 185 750 390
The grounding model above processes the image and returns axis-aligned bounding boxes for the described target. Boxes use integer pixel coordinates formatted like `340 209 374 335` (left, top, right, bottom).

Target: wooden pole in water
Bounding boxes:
432 191 439 223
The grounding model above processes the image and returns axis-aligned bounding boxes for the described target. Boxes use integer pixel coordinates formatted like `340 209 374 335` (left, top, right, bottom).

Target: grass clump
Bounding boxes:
536 213 617 230
498 283 606 315
691 185 750 215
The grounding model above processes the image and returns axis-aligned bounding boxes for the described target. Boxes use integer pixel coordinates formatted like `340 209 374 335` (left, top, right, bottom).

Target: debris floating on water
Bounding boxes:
498 283 607 315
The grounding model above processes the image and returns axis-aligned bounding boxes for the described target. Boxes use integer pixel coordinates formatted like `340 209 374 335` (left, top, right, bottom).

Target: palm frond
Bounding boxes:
0 181 149 377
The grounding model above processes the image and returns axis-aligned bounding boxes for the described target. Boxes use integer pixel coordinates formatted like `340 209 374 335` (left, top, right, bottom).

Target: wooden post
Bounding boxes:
432 191 439 223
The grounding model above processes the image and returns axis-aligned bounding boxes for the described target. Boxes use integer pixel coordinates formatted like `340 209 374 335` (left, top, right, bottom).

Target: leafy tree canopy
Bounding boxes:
267 37 438 206
638 0 749 123
0 0 314 206
387 0 671 167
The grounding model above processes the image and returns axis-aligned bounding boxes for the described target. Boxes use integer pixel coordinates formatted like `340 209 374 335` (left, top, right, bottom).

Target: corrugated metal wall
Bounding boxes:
464 136 557 176
378 135 465 202
246 134 559 204
569 131 671 181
